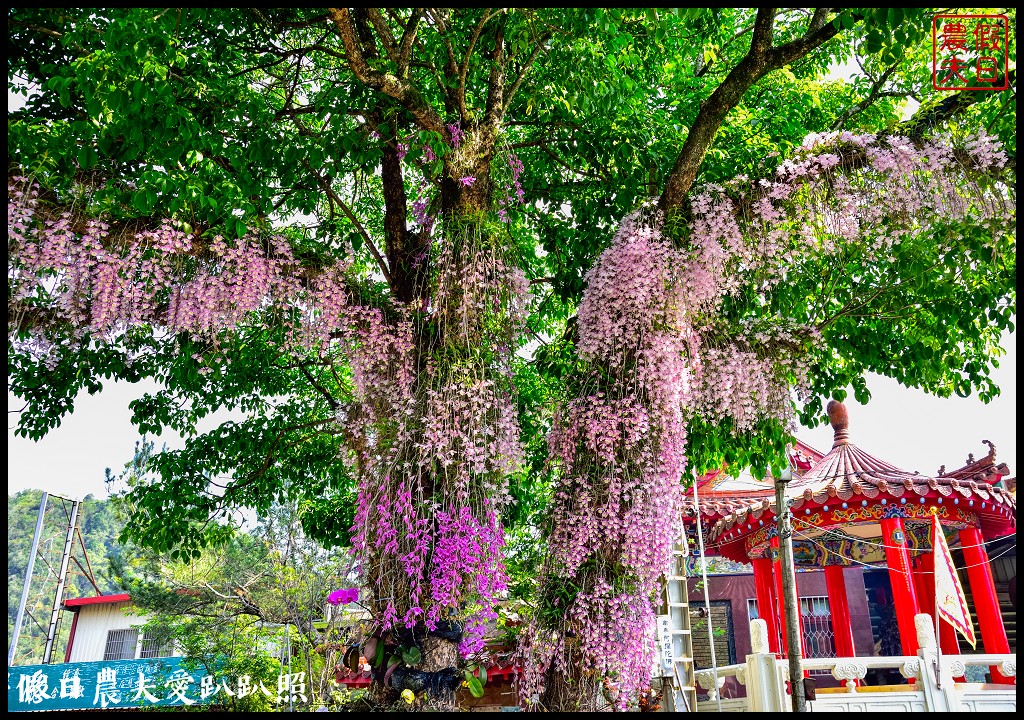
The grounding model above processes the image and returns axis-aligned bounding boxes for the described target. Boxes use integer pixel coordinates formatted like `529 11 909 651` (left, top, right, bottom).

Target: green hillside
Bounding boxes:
7 490 123 665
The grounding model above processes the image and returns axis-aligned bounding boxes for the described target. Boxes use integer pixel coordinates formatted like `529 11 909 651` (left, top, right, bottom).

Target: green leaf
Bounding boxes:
349 232 363 253
401 645 422 666
468 676 484 698
77 146 94 170
866 32 882 55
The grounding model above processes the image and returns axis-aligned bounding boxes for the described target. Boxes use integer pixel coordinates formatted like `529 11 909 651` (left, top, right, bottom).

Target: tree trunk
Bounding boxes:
360 121 499 711
420 635 460 711
441 128 495 217
541 644 602 712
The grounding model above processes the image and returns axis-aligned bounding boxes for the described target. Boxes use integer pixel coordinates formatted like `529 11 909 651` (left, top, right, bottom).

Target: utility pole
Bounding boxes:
43 499 81 664
775 471 807 712
9 491 48 666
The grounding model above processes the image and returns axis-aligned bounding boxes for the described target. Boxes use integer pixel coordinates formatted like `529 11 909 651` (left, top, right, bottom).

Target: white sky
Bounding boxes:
6 58 1017 501
798 330 1016 476
8 381 244 500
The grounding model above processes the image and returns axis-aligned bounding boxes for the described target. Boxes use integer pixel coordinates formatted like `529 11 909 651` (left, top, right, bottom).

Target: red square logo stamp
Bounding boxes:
932 14 1010 91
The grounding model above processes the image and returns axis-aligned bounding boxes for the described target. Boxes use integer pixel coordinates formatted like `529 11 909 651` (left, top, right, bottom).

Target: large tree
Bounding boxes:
8 7 1016 710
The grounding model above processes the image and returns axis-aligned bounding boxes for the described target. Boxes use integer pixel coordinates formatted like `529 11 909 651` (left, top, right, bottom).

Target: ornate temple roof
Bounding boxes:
705 401 1017 550
937 440 1012 484
686 439 825 520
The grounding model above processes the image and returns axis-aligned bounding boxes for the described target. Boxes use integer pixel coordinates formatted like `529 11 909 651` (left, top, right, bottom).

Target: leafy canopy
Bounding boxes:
8 8 1016 555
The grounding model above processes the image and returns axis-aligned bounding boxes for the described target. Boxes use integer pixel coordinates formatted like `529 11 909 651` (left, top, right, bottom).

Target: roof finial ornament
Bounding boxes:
826 400 850 448
967 453 975 464
982 439 996 461
937 464 946 476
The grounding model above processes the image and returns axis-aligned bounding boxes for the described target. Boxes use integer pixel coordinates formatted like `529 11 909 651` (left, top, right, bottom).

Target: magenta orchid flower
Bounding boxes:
447 122 463 148
327 588 359 606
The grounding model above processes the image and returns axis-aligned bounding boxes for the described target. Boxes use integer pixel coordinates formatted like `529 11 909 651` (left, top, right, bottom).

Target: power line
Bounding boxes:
790 523 1016 575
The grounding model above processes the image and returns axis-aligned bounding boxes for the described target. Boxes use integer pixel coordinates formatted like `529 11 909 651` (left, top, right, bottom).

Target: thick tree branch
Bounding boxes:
831 60 903 130
660 8 779 210
327 8 446 134
806 7 830 34
425 9 460 77
460 10 497 111
661 8 847 210
223 418 336 497
297 362 339 410
484 19 507 136
505 32 552 112
378 124 421 304
366 8 399 64
905 68 1016 139
767 9 844 67
424 8 464 119
397 9 423 76
750 7 777 55
696 21 755 78
301 159 392 284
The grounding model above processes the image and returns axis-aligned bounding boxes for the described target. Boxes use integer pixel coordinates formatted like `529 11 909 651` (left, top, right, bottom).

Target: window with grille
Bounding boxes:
746 595 836 671
689 600 736 670
139 633 175 659
799 596 836 663
747 598 759 620
103 629 139 661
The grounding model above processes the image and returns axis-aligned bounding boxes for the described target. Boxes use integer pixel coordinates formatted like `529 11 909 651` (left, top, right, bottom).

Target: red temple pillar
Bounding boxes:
911 556 931 615
880 516 921 656
824 565 857 658
753 556 781 653
771 536 788 656
960 526 1013 684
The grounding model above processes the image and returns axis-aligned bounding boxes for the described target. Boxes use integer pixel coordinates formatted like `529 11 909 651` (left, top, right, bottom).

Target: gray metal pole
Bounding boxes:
287 623 293 712
775 473 807 712
43 499 80 664
692 479 723 713
9 491 48 666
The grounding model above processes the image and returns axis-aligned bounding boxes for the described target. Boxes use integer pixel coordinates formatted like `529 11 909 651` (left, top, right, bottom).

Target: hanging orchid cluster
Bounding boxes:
345 223 529 655
517 207 691 710
519 129 1014 710
7 186 311 363
8 158 531 661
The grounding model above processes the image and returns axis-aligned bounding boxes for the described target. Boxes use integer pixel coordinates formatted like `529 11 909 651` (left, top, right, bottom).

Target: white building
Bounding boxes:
63 593 177 663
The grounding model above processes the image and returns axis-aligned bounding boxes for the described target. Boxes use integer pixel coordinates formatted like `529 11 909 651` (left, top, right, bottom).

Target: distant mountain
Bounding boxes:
8 490 123 665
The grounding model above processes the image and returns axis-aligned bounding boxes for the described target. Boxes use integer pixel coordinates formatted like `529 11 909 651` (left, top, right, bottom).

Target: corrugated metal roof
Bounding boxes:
63 593 132 608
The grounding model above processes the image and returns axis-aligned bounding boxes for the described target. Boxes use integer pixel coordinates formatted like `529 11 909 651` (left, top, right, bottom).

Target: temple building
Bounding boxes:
682 401 1016 696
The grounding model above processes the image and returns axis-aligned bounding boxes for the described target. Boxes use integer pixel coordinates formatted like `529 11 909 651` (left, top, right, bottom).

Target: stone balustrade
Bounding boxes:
691 616 1015 713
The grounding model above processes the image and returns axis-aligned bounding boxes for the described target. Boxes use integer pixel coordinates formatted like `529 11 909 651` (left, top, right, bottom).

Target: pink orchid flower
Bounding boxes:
327 588 359 606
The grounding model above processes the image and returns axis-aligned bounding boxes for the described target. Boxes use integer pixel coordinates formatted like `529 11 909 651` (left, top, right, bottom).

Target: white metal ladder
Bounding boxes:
659 530 696 712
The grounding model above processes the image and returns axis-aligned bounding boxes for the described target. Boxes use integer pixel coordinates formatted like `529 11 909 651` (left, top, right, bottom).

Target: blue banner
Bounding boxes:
9 657 224 712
